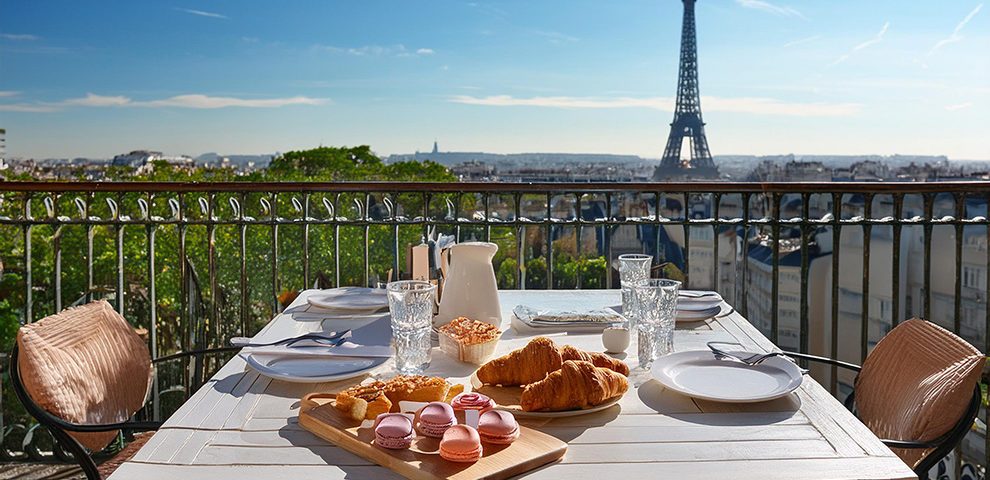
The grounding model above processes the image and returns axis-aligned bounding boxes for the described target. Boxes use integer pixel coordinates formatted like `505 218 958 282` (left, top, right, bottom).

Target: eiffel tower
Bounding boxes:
654 0 718 180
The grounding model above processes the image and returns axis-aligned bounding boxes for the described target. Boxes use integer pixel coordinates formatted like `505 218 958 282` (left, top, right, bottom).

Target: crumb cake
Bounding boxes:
438 316 501 364
334 375 463 420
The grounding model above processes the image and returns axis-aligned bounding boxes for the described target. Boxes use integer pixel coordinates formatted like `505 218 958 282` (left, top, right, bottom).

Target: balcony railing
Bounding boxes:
1 180 989 472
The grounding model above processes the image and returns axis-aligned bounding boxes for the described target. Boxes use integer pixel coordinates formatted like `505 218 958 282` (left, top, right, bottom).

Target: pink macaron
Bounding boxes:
416 401 457 438
450 392 496 413
477 410 519 445
439 424 483 463
374 413 415 450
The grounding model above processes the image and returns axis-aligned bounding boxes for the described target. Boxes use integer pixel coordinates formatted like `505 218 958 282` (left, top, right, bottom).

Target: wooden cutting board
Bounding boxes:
298 393 567 480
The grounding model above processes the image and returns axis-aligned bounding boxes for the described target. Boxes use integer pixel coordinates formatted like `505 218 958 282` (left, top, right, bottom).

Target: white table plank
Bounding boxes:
113 289 914 480
112 463 403 480
520 457 916 480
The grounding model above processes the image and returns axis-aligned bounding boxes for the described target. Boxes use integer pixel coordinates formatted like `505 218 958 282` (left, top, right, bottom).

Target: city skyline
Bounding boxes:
1 0 988 160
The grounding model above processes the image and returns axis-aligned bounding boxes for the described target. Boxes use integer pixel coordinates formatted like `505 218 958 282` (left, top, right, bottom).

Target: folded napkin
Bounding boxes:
241 342 394 358
242 315 393 358
512 305 624 333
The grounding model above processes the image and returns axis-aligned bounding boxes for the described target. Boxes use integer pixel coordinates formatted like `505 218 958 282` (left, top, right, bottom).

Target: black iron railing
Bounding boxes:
1 180 989 473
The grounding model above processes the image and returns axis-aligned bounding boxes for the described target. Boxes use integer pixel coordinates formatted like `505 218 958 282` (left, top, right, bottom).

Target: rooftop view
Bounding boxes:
1 2 989 480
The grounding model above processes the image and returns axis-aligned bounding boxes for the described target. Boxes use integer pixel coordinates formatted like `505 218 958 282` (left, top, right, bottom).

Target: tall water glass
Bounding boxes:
618 254 652 330
386 280 436 375
629 279 681 369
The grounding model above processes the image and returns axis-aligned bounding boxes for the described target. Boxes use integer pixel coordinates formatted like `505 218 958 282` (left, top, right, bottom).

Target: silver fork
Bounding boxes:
230 330 350 348
706 342 810 374
706 342 784 365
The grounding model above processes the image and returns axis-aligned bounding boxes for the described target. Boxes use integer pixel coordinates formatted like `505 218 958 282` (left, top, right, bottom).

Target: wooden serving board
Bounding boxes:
298 393 567 480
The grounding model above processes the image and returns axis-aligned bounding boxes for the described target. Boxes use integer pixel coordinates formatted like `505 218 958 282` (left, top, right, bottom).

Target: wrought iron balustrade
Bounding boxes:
1 180 989 474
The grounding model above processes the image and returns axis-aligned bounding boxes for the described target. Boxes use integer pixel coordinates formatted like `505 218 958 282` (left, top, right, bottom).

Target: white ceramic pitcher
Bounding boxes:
435 242 502 327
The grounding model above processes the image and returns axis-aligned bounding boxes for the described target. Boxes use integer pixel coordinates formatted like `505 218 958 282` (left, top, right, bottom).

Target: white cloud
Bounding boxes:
782 35 821 48
928 4 983 57
0 104 58 112
1 93 328 112
532 30 579 44
448 94 861 117
61 93 131 107
315 44 434 57
176 8 228 19
1 33 39 41
0 91 20 97
735 0 805 19
945 102 973 111
830 21 889 66
135 94 328 108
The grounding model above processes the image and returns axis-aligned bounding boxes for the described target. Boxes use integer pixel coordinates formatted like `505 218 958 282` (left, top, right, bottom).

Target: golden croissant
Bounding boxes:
559 344 630 376
520 360 629 412
476 337 562 386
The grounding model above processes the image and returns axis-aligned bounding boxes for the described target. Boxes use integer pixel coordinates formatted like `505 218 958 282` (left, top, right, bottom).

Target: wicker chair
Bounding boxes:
9 300 237 479
785 318 984 479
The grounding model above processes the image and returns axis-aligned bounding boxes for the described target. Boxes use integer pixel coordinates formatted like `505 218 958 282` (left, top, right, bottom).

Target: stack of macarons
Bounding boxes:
373 413 415 450
372 391 520 464
439 405 520 463
416 402 457 438
477 410 520 445
450 392 496 413
439 424 484 463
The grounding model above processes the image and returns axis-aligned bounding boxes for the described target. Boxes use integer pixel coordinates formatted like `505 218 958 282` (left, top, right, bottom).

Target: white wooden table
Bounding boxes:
110 290 915 479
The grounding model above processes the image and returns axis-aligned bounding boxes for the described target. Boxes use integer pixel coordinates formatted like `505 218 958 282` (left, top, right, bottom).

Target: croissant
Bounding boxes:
559 345 630 376
520 360 629 412
476 337 562 386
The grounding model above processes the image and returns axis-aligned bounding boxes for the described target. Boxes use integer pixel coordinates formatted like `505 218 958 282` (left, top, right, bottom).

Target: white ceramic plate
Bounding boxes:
469 372 624 417
676 300 723 311
243 352 387 383
651 350 802 403
501 395 622 418
676 305 722 321
307 287 388 312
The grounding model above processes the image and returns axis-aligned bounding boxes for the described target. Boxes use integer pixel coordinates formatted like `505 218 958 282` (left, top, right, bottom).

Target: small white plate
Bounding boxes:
676 305 722 321
469 372 624 417
244 352 387 383
502 395 622 418
677 300 723 311
651 350 802 403
307 287 387 312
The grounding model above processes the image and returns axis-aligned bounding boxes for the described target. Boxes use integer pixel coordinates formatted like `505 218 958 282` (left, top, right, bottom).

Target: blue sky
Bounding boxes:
1 0 988 160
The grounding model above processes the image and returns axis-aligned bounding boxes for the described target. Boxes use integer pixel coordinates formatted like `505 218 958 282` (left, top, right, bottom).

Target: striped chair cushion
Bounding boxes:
17 300 152 451
854 318 984 468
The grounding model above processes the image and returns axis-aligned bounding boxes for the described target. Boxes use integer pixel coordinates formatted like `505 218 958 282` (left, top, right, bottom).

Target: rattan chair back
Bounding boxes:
854 319 984 468
16 300 152 451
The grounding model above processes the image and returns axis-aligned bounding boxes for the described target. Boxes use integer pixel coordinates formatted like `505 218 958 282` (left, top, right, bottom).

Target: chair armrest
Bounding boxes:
880 438 943 449
780 351 862 372
153 346 240 364
53 420 162 434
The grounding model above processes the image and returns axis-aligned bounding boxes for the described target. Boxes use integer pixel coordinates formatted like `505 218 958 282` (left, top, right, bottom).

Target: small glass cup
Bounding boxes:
628 278 681 369
618 254 652 331
618 254 652 286
386 280 436 375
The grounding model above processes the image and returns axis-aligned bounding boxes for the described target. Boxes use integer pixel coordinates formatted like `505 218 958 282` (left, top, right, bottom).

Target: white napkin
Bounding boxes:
241 342 394 358
243 315 394 358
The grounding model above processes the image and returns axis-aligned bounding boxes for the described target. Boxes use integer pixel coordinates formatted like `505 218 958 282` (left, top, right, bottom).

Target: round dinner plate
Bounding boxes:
676 299 723 311
651 350 803 403
307 287 388 312
469 373 623 418
243 352 387 383
676 305 722 322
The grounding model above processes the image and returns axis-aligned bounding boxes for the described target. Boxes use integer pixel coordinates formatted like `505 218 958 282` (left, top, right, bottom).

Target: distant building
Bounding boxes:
111 150 194 174
0 128 6 170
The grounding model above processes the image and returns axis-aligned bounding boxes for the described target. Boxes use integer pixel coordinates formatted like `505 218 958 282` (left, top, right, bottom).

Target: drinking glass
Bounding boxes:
386 280 436 375
628 279 681 369
618 254 653 330
618 254 652 285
